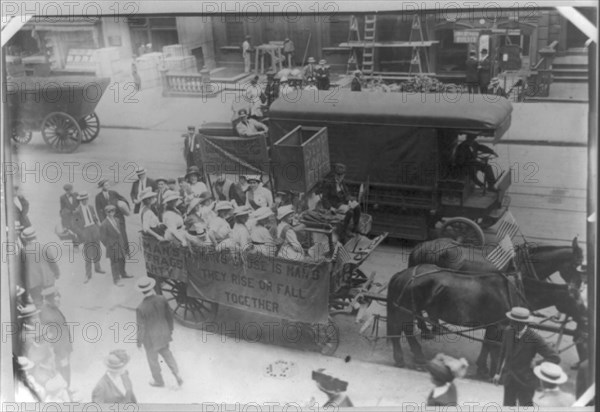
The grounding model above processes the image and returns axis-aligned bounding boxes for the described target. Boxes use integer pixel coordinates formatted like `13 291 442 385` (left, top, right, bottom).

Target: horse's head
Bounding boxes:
558 281 588 327
561 236 585 289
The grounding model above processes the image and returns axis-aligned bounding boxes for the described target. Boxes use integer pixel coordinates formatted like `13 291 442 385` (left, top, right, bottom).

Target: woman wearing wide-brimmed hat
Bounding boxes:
276 205 304 261
208 201 235 250
92 349 137 403
140 189 165 241
185 166 207 197
425 353 468 406
231 206 252 252
245 175 273 210
162 191 188 247
249 207 276 257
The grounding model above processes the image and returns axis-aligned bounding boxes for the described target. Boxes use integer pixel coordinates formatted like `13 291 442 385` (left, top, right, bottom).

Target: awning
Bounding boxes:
22 17 100 32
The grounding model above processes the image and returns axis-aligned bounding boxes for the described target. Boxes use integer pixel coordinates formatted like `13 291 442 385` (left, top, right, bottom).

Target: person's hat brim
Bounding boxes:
97 179 109 188
136 277 156 293
534 363 568 385
506 307 535 323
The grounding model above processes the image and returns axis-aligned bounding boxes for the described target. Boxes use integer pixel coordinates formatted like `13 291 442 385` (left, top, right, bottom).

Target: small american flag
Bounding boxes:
486 235 516 271
497 211 520 241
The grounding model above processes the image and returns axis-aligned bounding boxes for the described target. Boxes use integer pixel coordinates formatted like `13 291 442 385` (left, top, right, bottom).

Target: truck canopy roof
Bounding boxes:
269 91 513 141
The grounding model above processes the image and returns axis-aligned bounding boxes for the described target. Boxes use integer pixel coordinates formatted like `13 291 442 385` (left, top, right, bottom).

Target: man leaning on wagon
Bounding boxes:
236 109 269 137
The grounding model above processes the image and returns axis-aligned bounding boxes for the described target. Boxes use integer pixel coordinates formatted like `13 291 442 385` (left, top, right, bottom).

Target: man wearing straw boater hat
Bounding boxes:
59 183 79 239
130 166 156 214
135 277 183 388
532 362 575 407
99 205 131 287
493 306 560 407
92 349 137 403
95 179 131 255
72 191 105 283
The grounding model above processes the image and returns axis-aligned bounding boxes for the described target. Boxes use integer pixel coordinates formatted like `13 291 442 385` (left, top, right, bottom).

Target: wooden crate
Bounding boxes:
272 126 330 193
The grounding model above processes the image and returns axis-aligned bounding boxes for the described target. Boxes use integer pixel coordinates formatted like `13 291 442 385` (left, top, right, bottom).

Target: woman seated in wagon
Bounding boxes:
139 189 165 241
208 201 235 251
245 175 273 210
275 205 304 261
250 207 277 257
161 191 188 247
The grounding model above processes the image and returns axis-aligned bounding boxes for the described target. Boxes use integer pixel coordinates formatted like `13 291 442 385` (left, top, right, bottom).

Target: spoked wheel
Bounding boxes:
157 278 219 329
313 316 340 356
78 112 100 143
11 121 33 144
440 217 485 246
41 112 82 153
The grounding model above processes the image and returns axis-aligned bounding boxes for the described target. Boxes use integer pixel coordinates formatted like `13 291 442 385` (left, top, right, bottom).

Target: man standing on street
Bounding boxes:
72 192 105 283
59 184 79 242
478 48 492 94
40 286 73 387
182 126 201 171
532 362 576 407
136 277 183 388
131 167 156 214
100 205 131 287
242 35 252 73
19 227 61 306
493 307 561 407
465 51 479 95
95 179 130 255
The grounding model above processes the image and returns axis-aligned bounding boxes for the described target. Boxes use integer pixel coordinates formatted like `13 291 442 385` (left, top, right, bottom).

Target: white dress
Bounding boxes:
231 222 251 252
246 186 273 209
277 222 305 261
190 181 208 196
250 225 276 257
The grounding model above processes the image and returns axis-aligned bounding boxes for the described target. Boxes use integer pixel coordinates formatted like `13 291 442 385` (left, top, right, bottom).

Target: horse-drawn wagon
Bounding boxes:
7 75 110 152
141 228 387 355
268 91 514 246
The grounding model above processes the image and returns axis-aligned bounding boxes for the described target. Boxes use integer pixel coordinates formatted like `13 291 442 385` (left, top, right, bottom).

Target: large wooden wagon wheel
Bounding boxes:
156 278 219 329
11 120 33 144
41 112 82 153
78 112 100 143
440 217 485 246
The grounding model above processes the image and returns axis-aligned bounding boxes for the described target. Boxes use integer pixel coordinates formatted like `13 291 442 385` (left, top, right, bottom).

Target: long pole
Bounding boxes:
301 31 312 67
586 40 597 394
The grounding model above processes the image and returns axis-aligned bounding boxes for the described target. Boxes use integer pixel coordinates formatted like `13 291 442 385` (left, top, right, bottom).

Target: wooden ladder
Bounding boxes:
362 15 377 74
346 15 361 74
408 14 429 75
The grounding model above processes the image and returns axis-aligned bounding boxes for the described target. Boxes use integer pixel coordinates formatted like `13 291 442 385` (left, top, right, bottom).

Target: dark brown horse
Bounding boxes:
408 237 585 287
386 264 587 369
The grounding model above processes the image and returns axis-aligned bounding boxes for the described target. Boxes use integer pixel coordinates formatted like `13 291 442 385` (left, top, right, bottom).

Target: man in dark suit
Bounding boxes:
478 48 492 94
319 163 361 241
136 277 183 387
182 126 201 171
131 167 156 214
493 307 560 407
72 192 105 283
99 205 131 287
39 286 73 386
351 71 362 91
92 350 137 403
455 133 499 191
59 184 79 232
95 179 130 255
465 51 479 95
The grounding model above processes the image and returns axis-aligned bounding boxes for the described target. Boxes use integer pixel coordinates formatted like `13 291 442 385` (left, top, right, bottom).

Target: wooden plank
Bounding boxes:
339 41 439 48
